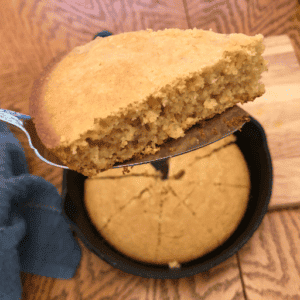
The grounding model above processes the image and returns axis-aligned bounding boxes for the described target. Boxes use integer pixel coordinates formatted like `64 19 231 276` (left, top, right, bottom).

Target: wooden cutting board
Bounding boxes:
238 34 300 210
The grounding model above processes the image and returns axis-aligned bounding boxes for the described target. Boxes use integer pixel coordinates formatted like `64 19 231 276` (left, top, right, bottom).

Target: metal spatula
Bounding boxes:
0 106 250 177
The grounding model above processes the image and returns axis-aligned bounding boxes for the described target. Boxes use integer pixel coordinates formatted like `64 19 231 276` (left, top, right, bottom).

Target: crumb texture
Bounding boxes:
39 28 267 177
84 135 251 265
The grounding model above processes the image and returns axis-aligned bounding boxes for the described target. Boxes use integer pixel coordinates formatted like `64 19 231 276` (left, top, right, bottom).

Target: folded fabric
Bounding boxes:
0 120 81 299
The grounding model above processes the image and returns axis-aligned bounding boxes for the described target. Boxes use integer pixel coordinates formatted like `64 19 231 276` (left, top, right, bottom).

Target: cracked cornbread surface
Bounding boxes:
30 27 267 177
84 135 250 265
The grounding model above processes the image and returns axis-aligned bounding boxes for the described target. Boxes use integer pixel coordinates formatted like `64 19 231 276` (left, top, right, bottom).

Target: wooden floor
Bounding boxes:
1 0 300 299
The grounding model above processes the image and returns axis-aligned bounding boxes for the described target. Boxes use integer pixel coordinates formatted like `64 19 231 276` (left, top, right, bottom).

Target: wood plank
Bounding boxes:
22 238 245 300
238 208 300 299
185 0 300 64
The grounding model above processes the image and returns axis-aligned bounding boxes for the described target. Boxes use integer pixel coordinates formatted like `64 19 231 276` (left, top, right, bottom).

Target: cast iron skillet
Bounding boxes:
61 115 273 279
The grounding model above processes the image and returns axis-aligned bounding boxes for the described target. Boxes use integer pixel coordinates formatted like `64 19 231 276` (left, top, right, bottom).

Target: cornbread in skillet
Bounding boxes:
29 27 267 177
84 135 250 265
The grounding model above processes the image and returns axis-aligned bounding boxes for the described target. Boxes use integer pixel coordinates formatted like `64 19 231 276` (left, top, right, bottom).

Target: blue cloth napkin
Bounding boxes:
0 120 82 300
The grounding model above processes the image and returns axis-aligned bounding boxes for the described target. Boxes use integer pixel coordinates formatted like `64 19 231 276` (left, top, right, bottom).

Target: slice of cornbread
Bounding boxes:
30 27 267 177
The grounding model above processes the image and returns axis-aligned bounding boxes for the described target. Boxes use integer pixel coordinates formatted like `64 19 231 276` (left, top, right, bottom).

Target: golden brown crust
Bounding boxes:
32 28 266 148
29 51 68 149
